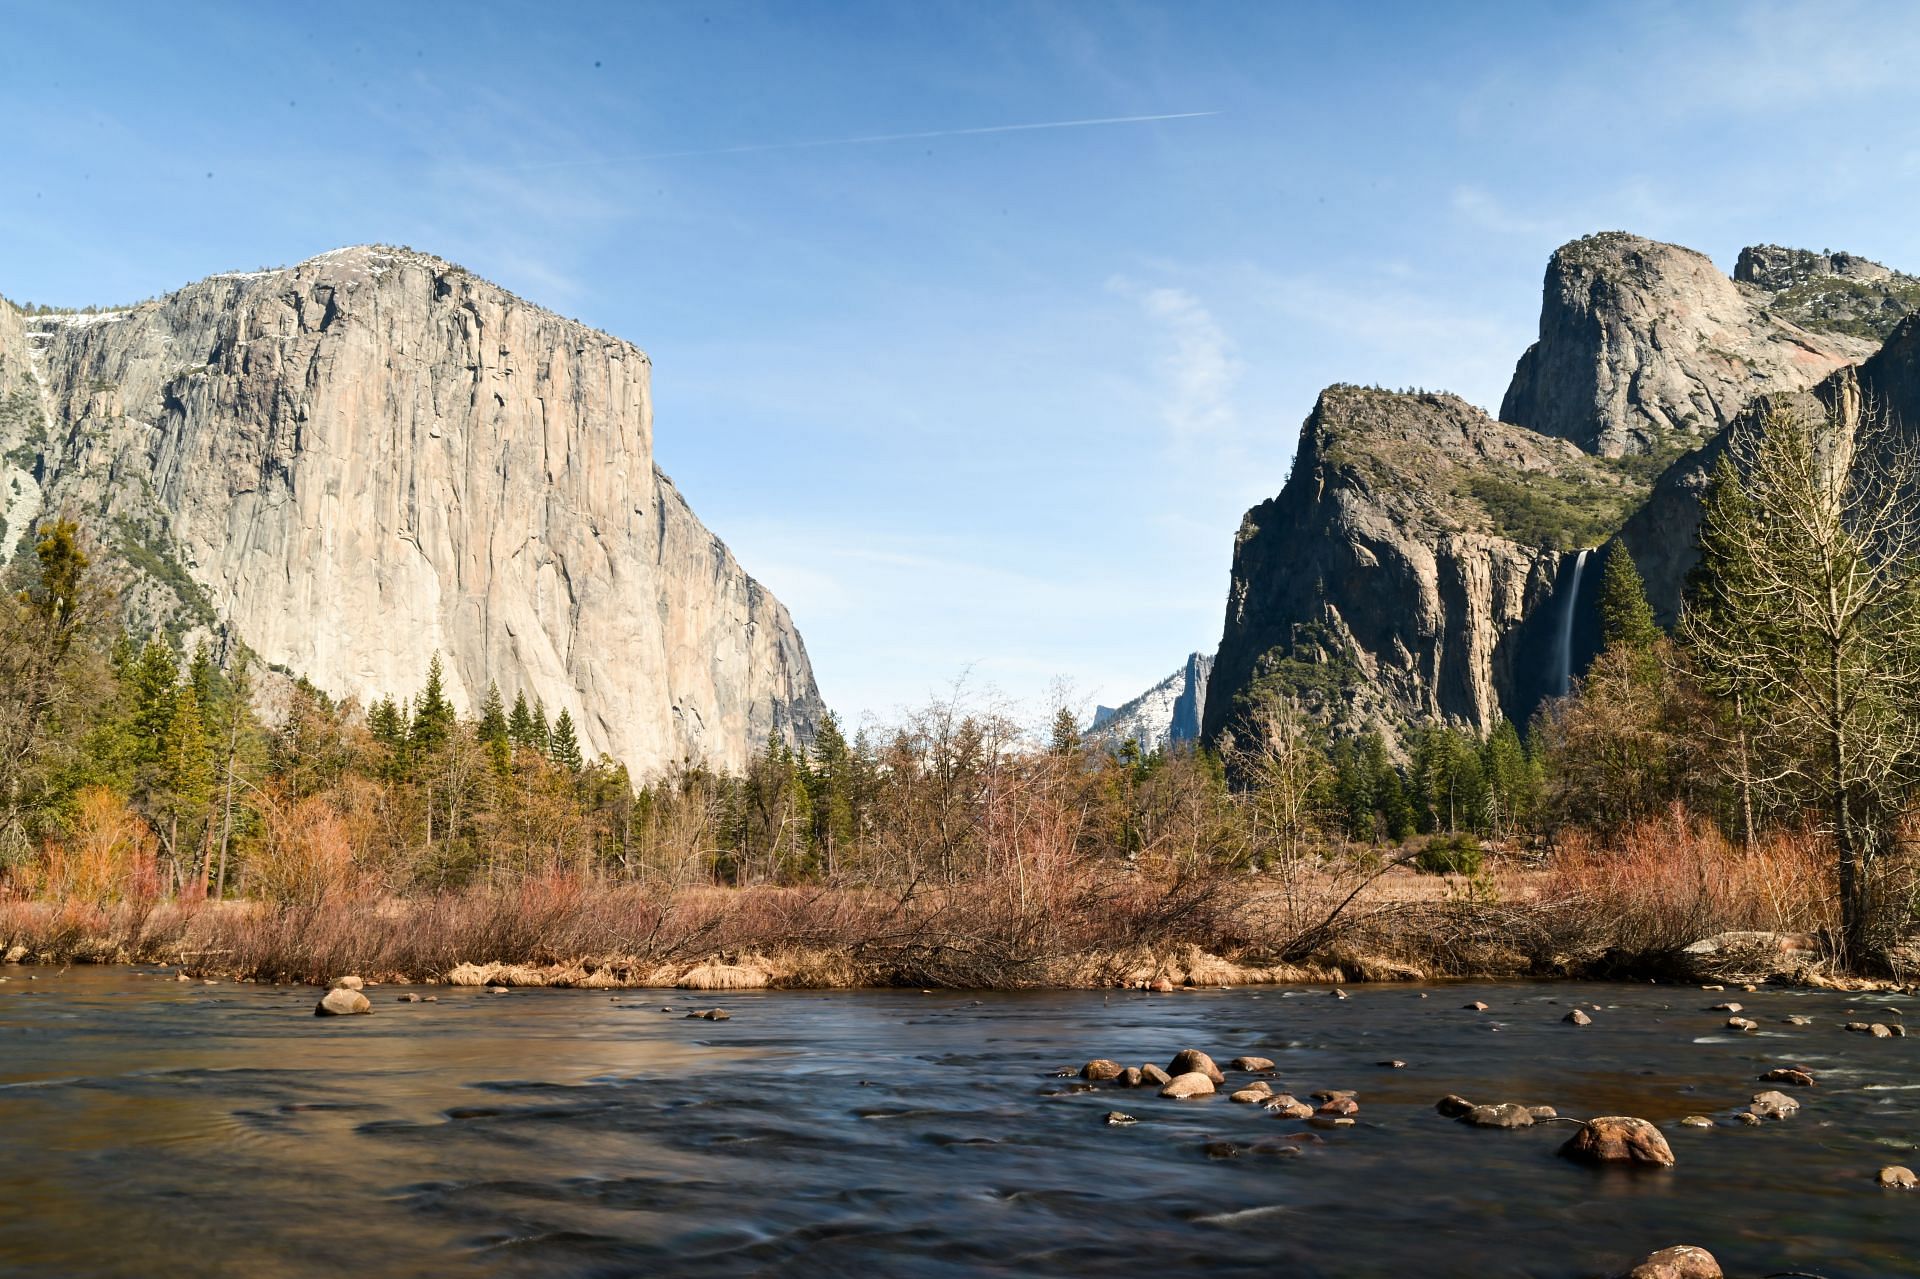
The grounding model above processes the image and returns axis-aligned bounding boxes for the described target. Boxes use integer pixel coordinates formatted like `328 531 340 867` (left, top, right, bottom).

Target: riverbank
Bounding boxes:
0 853 1908 993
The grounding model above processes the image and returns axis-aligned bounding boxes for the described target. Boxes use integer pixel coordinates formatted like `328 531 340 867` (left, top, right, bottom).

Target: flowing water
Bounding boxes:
0 971 1915 1277
1558 547 1591 697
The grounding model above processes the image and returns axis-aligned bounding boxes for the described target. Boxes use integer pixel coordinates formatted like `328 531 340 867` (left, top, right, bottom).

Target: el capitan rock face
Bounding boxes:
1205 233 1920 751
0 246 823 774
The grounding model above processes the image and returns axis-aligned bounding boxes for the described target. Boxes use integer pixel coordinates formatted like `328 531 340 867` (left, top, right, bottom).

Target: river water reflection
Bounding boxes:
0 971 1914 1277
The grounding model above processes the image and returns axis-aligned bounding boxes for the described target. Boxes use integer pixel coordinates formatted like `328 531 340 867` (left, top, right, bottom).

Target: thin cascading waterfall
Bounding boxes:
1556 548 1591 696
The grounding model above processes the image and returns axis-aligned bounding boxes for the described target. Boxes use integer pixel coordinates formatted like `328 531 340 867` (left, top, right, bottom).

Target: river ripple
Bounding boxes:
0 972 1913 1277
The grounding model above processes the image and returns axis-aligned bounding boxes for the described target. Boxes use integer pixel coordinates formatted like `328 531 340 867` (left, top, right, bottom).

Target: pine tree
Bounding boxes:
1598 544 1661 658
1049 707 1081 756
1481 718 1533 838
808 711 857 871
530 698 552 755
410 653 455 757
126 637 180 770
479 682 511 776
549 709 583 773
507 691 536 749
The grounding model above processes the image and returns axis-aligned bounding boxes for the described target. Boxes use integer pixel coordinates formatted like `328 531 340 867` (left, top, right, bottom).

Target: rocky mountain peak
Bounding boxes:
1734 243 1895 290
1501 231 1878 458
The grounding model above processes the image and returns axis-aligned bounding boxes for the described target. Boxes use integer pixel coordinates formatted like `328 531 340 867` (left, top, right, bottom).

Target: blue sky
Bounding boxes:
6 1 1920 731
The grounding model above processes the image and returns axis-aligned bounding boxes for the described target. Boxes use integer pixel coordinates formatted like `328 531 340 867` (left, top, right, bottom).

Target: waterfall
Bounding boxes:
1557 548 1590 696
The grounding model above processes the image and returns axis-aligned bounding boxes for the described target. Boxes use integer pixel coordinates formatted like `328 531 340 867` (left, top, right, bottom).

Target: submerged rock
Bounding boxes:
1746 1090 1799 1121
1103 1111 1137 1127
1464 1103 1534 1129
1560 1116 1675 1166
315 988 371 1017
1464 1001 1489 1011
1679 1115 1713 1129
1622 1244 1722 1279
1725 1017 1758 1032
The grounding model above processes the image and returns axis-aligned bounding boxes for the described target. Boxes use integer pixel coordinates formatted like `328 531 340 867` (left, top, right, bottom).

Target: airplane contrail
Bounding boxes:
520 111 1219 169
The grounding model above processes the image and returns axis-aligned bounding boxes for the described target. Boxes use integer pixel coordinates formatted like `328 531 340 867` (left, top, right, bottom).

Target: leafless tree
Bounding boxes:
1682 382 1920 966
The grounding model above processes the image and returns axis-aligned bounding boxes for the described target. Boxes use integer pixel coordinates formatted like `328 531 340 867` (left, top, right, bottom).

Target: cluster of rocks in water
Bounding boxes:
312 975 444 1015
1068 984 1917 1245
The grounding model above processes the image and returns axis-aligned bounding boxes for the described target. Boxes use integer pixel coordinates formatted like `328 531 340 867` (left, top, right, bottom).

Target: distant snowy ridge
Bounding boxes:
1087 652 1213 752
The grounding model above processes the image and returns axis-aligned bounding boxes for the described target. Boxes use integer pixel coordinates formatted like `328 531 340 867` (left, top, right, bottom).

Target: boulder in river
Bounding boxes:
1159 1071 1216 1099
1081 1058 1124 1082
1878 1165 1917 1189
1140 1063 1172 1087
1679 1115 1713 1128
1759 1066 1816 1087
1528 1105 1558 1120
1709 1001 1740 1012
1265 1095 1314 1119
1725 1017 1758 1032
1104 1111 1137 1127
1147 977 1174 993
1229 1056 1275 1072
329 976 365 991
1435 1094 1475 1118
1464 1103 1534 1129
1564 1009 1592 1026
315 988 371 1017
1560 1116 1675 1166
1746 1090 1799 1120
1229 1084 1274 1104
1464 1000 1489 1011
1166 1050 1224 1084
1622 1244 1722 1279
1317 1096 1360 1116
1118 1067 1144 1087
1870 1023 1895 1037
1783 1014 1813 1025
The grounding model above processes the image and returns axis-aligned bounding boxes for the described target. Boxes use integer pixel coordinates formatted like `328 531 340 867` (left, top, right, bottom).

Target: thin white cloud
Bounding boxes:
1110 277 1242 438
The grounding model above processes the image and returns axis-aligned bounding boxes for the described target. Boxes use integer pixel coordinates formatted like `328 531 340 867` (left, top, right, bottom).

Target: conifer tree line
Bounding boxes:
0 391 1914 965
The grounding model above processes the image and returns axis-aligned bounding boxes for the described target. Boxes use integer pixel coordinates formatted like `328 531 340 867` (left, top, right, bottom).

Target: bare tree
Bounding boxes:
1682 383 1920 966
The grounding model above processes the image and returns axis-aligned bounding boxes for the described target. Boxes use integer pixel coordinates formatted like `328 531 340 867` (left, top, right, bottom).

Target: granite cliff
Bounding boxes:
1205 233 1920 751
0 246 824 774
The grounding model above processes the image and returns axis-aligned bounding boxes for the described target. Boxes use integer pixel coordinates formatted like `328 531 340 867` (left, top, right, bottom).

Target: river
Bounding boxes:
0 971 1913 1276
